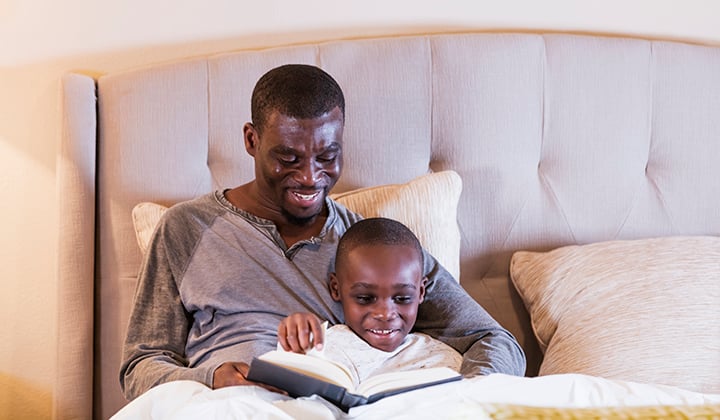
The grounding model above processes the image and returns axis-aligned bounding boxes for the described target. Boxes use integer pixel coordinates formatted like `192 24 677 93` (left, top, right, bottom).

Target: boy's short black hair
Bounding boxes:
335 217 423 269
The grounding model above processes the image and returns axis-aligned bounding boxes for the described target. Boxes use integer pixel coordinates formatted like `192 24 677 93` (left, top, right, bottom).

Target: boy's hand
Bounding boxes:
278 312 325 353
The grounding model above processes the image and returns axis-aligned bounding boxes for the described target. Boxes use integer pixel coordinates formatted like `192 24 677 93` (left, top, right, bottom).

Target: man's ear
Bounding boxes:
243 122 259 157
418 276 428 303
329 273 341 302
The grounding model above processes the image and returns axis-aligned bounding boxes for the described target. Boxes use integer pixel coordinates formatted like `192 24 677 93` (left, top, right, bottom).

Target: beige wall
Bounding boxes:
1 0 718 417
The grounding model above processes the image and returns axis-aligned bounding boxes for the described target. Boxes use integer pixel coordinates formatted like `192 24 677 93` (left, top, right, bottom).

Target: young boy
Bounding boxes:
277 217 462 382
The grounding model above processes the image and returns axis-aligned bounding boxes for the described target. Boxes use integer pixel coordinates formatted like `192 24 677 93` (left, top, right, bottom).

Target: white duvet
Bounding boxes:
112 373 720 419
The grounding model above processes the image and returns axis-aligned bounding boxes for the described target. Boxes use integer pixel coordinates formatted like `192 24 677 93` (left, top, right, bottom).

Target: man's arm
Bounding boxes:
413 249 526 377
119 219 213 400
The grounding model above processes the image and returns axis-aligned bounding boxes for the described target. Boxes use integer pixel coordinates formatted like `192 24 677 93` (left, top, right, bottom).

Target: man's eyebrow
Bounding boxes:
317 143 341 155
272 143 340 155
272 145 297 154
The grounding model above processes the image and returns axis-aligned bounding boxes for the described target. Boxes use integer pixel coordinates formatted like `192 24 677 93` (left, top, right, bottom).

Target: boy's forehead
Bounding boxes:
343 244 424 289
346 242 421 259
348 277 421 288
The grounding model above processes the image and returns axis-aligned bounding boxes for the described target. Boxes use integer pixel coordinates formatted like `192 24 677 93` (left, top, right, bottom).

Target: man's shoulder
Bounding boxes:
156 192 227 235
164 192 221 218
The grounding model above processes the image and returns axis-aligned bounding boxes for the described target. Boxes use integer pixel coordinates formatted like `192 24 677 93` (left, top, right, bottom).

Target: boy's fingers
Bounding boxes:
286 319 306 353
295 319 314 351
309 318 324 350
278 313 324 353
277 323 291 351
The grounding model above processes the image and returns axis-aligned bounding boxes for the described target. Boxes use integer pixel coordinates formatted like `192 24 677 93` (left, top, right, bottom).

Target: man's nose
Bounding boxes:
294 161 320 186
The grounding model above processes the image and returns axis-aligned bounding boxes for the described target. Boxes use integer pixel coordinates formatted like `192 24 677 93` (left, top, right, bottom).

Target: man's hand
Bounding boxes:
278 312 325 353
212 362 287 394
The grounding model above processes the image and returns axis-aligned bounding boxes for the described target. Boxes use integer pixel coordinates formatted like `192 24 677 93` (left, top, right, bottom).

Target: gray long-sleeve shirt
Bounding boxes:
120 191 526 400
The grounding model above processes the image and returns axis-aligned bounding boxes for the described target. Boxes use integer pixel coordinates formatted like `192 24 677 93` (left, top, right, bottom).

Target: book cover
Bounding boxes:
246 351 461 412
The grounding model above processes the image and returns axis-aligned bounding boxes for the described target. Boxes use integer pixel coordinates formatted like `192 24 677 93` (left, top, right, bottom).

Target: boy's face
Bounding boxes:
330 243 426 352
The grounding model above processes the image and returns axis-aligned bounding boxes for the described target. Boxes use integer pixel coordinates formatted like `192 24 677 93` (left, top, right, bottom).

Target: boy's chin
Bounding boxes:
362 330 405 352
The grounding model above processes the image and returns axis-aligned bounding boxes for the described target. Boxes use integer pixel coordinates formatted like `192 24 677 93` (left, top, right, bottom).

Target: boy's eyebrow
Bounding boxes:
349 282 417 290
350 282 376 290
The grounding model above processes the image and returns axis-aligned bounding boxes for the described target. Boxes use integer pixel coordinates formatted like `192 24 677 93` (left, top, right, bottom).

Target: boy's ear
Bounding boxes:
418 276 428 303
329 273 341 301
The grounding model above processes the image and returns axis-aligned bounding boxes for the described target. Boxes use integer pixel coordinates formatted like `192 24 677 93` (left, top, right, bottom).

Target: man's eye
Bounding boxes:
278 156 298 164
394 296 412 304
317 154 337 163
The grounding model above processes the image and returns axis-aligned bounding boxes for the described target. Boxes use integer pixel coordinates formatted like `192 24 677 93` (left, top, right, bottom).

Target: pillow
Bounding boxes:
510 236 720 394
331 170 462 281
481 403 720 419
132 170 463 280
131 202 168 255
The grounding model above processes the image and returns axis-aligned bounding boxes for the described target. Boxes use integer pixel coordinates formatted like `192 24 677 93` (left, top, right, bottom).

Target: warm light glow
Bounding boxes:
2 0 720 416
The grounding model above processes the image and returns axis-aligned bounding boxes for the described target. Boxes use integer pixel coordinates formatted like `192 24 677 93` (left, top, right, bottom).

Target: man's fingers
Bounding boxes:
259 383 289 395
213 362 250 388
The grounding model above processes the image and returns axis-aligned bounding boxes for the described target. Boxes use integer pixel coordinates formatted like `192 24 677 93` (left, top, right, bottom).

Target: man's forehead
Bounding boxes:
265 106 344 125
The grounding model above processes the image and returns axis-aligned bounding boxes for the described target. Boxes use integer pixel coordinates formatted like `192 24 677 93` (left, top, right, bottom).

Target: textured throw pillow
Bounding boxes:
131 202 168 255
331 170 462 281
131 171 463 280
510 236 720 394
481 403 720 419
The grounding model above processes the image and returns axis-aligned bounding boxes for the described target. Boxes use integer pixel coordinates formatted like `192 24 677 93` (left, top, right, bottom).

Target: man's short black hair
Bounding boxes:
336 217 423 270
251 64 345 133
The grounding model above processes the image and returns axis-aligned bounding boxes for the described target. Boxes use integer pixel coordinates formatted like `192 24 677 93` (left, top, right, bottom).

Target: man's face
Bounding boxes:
245 107 343 226
330 244 426 352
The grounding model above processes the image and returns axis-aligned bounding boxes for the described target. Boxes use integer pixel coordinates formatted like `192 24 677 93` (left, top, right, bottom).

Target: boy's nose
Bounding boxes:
372 302 398 320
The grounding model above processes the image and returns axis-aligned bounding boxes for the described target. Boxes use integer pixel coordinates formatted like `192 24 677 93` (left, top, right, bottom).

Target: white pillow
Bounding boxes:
132 170 463 280
330 170 462 280
131 202 168 255
510 235 720 394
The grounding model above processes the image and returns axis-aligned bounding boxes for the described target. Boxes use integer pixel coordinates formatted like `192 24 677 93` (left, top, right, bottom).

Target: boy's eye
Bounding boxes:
354 295 375 304
393 296 413 304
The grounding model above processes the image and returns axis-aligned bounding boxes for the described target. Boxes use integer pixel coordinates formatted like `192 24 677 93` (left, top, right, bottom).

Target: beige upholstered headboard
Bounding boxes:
58 32 720 419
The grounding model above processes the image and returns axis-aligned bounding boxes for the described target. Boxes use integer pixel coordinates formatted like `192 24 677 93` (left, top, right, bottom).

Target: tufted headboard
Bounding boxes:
58 32 720 419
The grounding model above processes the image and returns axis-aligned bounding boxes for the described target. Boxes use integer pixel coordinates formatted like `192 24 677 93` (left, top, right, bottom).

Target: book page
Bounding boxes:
356 366 460 397
258 350 357 391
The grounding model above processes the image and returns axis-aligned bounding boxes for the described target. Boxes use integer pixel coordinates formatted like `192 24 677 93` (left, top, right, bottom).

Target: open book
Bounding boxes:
246 348 461 411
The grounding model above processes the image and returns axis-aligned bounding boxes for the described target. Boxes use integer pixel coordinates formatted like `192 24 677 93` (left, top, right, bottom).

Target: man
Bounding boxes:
120 64 525 400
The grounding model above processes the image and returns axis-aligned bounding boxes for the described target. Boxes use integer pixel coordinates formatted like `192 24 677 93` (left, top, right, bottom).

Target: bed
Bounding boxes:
57 32 720 419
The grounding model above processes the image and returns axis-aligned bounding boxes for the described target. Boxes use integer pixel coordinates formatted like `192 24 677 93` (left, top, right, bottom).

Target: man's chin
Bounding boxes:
282 206 324 226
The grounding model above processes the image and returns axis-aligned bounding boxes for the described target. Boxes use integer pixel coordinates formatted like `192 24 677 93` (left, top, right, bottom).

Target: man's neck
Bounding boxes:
224 184 327 247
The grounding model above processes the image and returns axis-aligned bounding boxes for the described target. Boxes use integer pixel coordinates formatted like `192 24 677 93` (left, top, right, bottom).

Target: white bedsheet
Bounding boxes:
111 373 720 420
